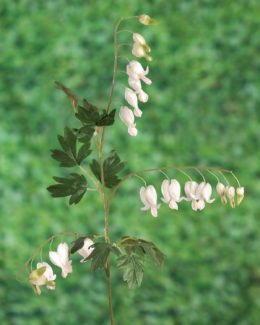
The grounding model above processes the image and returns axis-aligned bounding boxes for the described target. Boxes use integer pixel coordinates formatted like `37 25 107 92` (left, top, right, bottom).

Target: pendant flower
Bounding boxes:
126 60 152 85
36 262 56 290
225 185 235 208
125 88 143 117
236 186 244 205
77 238 95 263
119 106 138 136
161 179 182 210
132 33 152 61
216 182 227 205
139 14 158 26
128 77 148 103
49 243 72 278
182 181 199 211
140 185 160 217
29 264 56 295
195 182 215 210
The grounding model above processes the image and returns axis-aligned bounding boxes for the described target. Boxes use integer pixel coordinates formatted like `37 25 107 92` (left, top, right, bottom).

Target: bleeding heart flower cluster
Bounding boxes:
29 238 94 294
140 179 244 217
119 32 152 136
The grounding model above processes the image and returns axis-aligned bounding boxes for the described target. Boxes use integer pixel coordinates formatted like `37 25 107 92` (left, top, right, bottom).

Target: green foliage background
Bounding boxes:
1 0 260 324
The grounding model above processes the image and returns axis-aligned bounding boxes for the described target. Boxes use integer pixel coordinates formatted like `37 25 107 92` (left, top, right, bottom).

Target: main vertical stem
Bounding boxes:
99 16 139 324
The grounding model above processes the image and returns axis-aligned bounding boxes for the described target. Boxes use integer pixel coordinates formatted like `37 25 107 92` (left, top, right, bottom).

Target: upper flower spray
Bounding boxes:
118 15 157 136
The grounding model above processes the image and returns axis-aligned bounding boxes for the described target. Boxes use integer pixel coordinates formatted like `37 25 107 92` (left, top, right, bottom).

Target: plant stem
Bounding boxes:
100 16 139 324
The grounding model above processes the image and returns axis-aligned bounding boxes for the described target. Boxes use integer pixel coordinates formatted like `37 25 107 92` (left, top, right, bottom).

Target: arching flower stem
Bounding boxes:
107 166 234 214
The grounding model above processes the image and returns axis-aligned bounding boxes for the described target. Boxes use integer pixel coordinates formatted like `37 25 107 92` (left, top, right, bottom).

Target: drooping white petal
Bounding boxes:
49 251 62 268
191 200 198 211
49 243 73 278
169 199 178 210
119 106 135 128
161 179 170 203
138 89 148 103
197 199 205 210
125 88 142 116
169 179 181 202
145 185 157 206
140 186 150 211
128 76 142 93
77 238 94 263
128 127 138 136
202 183 215 203
57 243 70 266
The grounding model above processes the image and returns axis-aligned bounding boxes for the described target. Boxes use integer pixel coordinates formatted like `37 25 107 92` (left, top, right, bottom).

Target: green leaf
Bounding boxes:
47 173 87 205
84 242 122 272
90 150 126 188
96 109 116 126
118 237 165 268
52 126 92 167
50 149 77 167
75 102 116 127
73 126 95 143
117 254 144 288
64 126 77 158
77 142 92 164
70 236 87 254
55 81 80 106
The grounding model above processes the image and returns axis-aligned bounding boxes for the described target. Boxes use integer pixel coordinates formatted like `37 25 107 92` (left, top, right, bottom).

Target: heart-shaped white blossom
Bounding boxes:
49 243 72 278
161 179 182 210
125 88 143 117
127 60 152 85
119 106 138 136
140 185 160 217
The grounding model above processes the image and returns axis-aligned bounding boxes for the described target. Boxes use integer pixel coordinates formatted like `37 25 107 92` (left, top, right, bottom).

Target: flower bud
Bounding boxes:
139 14 158 26
216 182 227 205
225 185 235 208
236 186 244 205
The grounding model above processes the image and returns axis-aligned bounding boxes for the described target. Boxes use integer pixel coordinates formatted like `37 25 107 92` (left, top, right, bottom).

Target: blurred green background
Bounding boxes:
1 0 260 324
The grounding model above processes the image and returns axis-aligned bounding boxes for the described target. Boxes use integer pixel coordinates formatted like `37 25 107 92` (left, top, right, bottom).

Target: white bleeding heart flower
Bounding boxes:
161 179 182 210
195 182 215 210
216 182 227 205
77 238 95 263
132 34 152 61
140 185 160 217
36 262 56 290
49 243 72 278
119 106 138 136
126 60 152 85
125 88 143 117
128 77 149 103
182 181 199 211
225 185 235 208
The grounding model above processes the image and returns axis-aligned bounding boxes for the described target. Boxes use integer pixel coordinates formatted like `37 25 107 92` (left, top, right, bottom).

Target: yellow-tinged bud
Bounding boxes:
236 186 244 205
216 182 227 205
226 185 235 208
139 14 158 26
